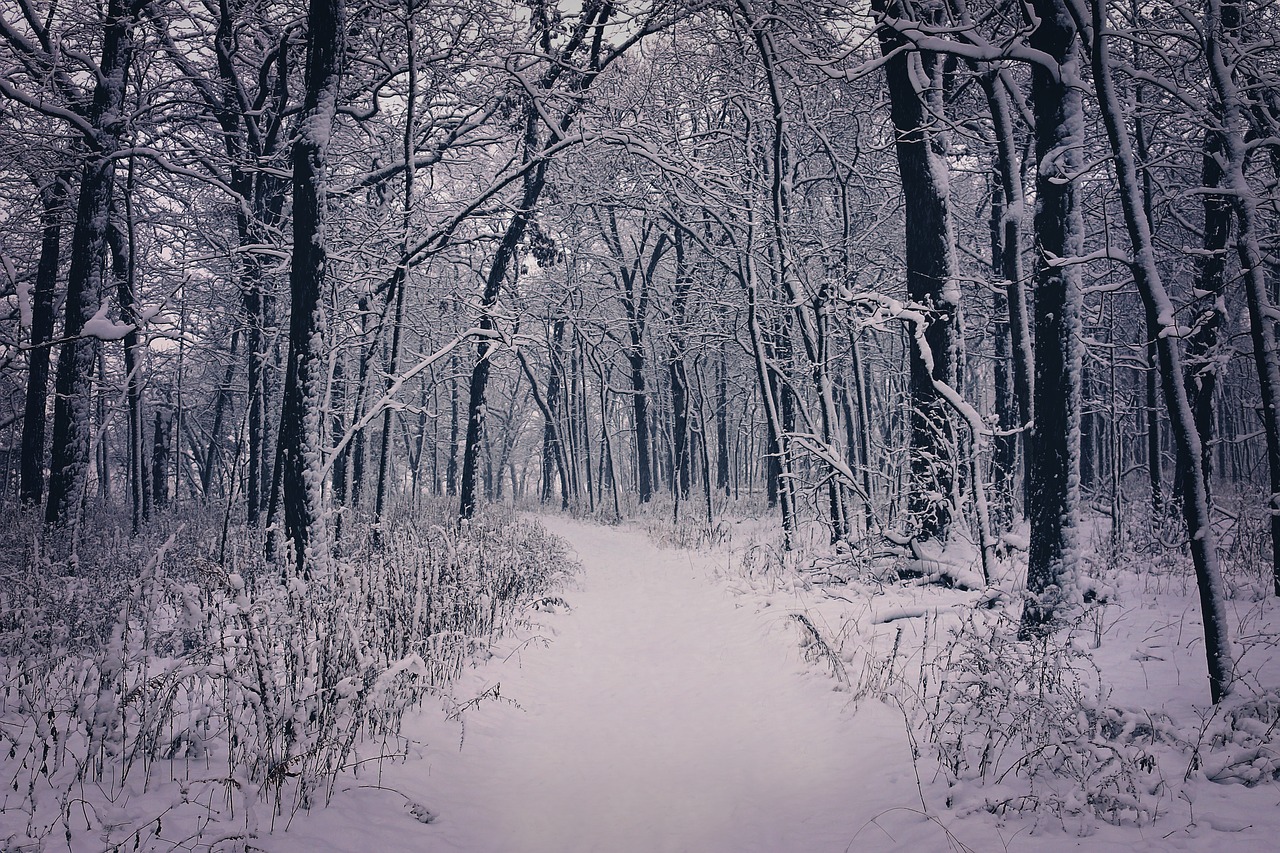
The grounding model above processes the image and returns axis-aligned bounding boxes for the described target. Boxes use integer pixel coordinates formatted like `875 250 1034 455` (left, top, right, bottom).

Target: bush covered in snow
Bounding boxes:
912 610 1163 831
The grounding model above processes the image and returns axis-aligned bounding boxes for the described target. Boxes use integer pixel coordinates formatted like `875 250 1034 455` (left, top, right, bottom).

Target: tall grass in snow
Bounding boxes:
0 501 574 851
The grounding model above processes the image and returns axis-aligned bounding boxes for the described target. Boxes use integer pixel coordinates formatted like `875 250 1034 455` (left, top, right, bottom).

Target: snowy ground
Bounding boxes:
245 515 1278 852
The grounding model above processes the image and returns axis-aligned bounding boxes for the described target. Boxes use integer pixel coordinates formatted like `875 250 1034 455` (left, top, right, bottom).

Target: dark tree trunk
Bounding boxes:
575 333 595 511
668 236 692 499
1183 135 1231 506
667 241 692 500
990 183 1017 531
19 172 70 509
979 69 1033 521
541 318 566 504
274 0 344 574
669 355 690 499
45 0 139 527
628 348 654 503
873 0 959 542
1021 0 1085 636
107 209 150 530
715 346 731 495
447 348 459 496
1132 67 1165 519
152 409 172 510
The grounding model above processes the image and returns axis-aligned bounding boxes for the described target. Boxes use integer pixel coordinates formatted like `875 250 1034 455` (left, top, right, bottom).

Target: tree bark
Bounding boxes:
274 0 344 574
107 207 149 530
19 172 70 509
541 318 566 505
1020 0 1085 635
45 0 140 528
873 0 959 543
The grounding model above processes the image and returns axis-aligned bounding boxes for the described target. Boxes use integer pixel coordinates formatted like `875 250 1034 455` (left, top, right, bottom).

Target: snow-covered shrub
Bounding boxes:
0 502 574 851
637 493 733 550
911 611 1163 832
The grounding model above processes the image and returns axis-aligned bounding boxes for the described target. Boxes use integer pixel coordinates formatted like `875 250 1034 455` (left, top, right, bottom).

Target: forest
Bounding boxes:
2 0 1280 849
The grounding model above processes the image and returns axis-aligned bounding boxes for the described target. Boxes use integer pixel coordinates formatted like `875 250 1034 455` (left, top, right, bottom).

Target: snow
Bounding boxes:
81 301 135 340
14 274 31 331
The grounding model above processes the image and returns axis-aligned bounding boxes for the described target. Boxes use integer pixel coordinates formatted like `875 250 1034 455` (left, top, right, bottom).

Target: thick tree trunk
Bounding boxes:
274 0 344 574
45 0 139 528
1020 0 1085 635
873 0 959 542
19 173 69 509
152 409 171 510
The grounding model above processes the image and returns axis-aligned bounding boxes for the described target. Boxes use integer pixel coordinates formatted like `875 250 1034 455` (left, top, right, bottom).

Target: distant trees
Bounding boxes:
6 0 1280 704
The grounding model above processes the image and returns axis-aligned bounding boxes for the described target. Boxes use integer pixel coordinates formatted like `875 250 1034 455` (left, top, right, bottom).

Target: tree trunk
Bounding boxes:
45 0 139 528
1202 0 1280 597
873 0 959 543
107 207 149 530
152 409 171 510
980 69 1033 525
19 172 70 509
274 0 345 574
628 347 654 503
715 345 731 496
1021 0 1085 635
447 348 459 496
541 318 567 505
1090 0 1234 699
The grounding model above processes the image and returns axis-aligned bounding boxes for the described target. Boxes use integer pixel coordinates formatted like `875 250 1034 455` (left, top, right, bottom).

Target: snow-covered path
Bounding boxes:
413 516 913 852
269 516 928 853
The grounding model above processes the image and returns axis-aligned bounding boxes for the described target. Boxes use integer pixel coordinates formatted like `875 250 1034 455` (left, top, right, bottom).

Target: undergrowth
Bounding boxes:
718 502 1280 837
0 500 574 851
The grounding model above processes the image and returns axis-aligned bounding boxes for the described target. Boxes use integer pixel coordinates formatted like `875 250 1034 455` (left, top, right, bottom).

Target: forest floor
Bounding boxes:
257 515 1280 853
